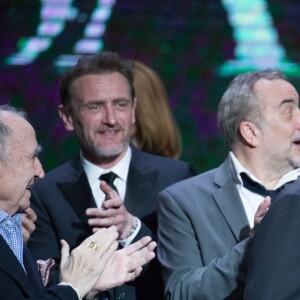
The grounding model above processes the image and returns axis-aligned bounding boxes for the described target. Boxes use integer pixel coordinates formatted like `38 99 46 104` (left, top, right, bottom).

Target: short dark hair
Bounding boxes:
60 51 135 110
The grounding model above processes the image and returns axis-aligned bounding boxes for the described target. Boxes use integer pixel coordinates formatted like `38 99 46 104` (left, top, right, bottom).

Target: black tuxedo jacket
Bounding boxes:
245 177 300 300
28 146 196 300
0 236 77 299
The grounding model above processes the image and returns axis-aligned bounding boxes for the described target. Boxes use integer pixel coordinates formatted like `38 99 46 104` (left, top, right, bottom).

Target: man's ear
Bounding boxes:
58 104 74 131
239 120 260 147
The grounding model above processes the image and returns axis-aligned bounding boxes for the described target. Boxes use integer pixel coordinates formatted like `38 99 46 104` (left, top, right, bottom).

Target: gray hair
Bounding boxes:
217 69 287 148
0 104 27 162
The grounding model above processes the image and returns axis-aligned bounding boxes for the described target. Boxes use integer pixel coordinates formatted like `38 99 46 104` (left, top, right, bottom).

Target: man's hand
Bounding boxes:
250 196 271 237
86 181 136 239
60 226 119 298
22 207 37 244
90 236 157 292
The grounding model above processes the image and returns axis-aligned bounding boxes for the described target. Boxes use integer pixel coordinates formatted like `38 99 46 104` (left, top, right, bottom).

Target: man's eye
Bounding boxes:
87 104 101 111
115 101 129 109
286 109 294 119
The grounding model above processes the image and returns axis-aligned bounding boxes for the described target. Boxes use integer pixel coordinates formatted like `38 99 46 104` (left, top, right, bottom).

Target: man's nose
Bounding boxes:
34 158 45 179
103 105 116 125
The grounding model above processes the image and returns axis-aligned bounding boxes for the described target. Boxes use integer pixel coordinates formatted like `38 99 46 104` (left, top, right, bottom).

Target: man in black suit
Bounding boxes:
244 179 300 300
28 51 195 300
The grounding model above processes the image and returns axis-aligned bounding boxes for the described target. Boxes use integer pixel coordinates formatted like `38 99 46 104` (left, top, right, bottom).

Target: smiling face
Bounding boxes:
255 78 300 175
0 113 44 215
59 72 136 167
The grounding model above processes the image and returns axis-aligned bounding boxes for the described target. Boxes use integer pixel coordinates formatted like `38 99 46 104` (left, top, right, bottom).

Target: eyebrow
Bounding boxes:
33 144 42 156
82 97 132 105
279 99 297 107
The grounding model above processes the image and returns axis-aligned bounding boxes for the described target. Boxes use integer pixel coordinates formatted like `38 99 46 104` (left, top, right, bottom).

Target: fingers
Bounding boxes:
101 197 123 209
22 208 37 243
100 181 118 200
122 236 153 255
60 227 119 297
255 196 271 218
86 197 123 218
23 207 37 222
22 215 36 232
81 226 119 253
251 196 272 238
60 239 70 268
86 204 128 235
87 214 125 231
100 240 119 263
133 266 143 278
87 205 123 218
121 239 157 275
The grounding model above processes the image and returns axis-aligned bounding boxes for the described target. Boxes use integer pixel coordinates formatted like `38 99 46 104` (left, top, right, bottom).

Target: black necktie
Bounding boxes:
240 172 284 199
99 172 118 193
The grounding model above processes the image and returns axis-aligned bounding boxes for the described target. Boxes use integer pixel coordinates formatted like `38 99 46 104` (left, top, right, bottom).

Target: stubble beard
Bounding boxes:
81 135 130 160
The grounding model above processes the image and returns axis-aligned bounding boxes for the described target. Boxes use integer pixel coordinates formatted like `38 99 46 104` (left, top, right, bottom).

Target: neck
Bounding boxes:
234 153 286 189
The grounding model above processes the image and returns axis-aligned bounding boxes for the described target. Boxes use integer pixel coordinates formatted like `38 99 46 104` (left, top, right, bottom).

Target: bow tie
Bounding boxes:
240 172 284 200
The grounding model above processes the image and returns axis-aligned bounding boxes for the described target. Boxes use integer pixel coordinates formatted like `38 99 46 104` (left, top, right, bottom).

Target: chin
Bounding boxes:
97 144 126 157
20 197 31 211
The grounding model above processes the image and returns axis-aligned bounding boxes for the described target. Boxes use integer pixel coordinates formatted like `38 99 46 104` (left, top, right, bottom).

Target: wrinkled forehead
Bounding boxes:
71 73 132 98
254 78 299 105
0 112 37 154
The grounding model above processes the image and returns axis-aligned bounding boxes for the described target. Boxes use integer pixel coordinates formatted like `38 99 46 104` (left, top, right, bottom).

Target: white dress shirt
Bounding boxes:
229 151 300 228
81 147 141 246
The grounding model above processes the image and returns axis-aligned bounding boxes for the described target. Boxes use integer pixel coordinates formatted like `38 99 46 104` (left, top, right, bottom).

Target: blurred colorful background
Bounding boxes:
1 0 300 173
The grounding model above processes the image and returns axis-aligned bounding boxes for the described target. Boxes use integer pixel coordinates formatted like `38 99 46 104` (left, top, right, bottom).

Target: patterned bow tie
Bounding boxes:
37 258 55 286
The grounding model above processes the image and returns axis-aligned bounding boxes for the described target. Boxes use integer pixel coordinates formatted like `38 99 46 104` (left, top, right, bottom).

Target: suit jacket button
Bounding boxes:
117 292 126 299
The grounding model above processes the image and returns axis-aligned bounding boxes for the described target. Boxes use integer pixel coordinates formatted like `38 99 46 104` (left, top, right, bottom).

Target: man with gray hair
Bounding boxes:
157 69 300 299
0 104 156 299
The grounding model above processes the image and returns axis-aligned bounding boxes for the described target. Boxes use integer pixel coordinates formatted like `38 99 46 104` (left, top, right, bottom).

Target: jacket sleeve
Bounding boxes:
157 189 250 300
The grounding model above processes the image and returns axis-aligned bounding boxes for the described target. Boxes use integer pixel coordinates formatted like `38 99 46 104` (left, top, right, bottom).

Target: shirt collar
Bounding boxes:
81 147 132 184
0 209 22 225
229 151 300 188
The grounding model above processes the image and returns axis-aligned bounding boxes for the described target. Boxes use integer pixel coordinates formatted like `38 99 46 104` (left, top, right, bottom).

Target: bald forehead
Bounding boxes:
0 111 34 142
254 78 296 94
254 78 299 108
0 110 24 123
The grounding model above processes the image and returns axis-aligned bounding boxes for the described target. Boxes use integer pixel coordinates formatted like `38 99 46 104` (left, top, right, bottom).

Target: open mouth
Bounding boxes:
99 129 119 134
26 185 32 190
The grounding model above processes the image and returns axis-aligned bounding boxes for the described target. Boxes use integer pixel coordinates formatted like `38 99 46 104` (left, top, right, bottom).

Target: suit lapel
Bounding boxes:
0 237 39 296
125 147 158 216
23 246 44 293
212 157 250 241
58 160 96 231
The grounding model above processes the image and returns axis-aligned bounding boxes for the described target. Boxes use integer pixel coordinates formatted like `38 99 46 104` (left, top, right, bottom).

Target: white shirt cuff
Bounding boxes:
118 218 141 247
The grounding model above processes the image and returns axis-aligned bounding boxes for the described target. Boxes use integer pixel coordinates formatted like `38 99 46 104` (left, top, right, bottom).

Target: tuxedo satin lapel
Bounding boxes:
125 152 158 216
212 158 250 241
58 171 96 229
0 237 37 296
